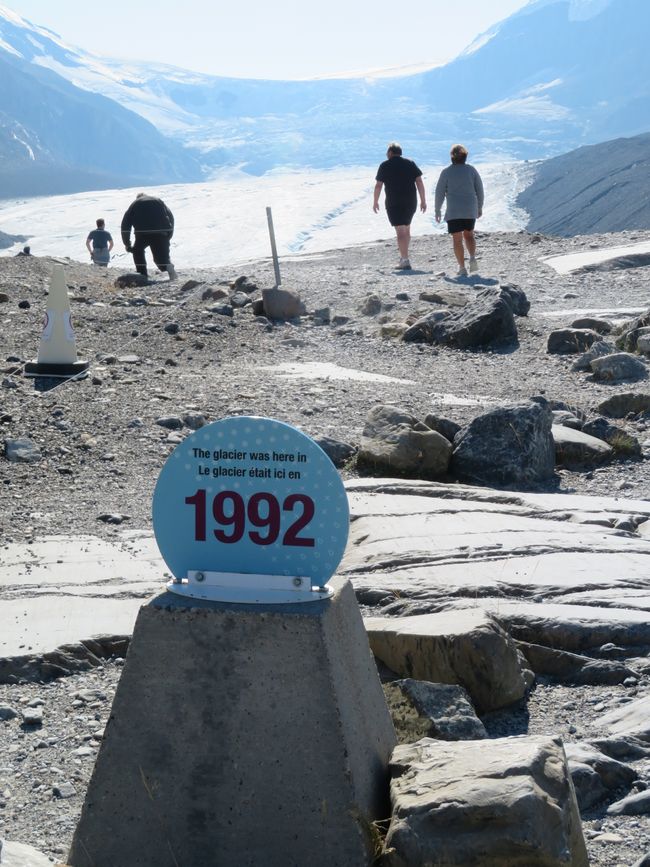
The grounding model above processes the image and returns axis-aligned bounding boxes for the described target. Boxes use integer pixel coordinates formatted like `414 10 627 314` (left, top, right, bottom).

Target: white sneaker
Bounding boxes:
397 257 412 270
167 264 178 281
469 257 479 274
457 266 468 277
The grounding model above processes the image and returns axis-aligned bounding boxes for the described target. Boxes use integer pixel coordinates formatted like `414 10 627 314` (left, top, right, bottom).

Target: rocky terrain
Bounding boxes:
1 227 650 865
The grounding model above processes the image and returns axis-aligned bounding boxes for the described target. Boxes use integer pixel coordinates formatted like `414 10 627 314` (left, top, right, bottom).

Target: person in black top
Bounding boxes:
121 193 177 280
86 218 114 266
373 142 426 270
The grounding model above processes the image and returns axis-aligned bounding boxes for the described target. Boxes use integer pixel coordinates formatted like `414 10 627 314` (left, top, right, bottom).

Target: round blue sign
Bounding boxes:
152 416 350 588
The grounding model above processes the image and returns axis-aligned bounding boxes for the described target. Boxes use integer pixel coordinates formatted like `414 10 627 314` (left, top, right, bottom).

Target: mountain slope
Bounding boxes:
517 131 650 236
0 9 202 198
1 0 649 190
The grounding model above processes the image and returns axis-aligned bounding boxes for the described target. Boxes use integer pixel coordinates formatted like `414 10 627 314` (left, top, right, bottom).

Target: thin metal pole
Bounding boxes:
266 206 282 288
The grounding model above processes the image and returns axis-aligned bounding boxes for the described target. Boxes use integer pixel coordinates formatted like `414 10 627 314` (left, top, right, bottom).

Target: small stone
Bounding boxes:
21 707 43 726
155 416 184 430
53 781 76 799
0 705 18 721
18 299 30 309
164 322 180 334
96 513 131 525
4 438 41 463
183 413 207 430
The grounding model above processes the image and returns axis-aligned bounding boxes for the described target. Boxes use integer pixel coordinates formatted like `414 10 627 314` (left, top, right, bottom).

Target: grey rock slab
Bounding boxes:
0 533 164 659
599 695 650 741
382 736 588 867
0 839 56 867
364 610 532 712
383 679 486 743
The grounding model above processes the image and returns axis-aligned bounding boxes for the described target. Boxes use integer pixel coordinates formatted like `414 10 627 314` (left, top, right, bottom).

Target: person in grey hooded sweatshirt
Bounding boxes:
434 144 484 278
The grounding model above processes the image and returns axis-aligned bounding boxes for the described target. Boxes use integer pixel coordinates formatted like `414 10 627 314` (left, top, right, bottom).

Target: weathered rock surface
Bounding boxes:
516 641 637 685
590 352 648 382
552 424 613 466
343 479 650 654
571 317 612 334
364 610 532 712
404 287 518 348
596 392 650 418
571 339 615 371
547 328 599 354
313 435 356 467
564 742 637 811
580 416 642 456
381 736 588 867
357 405 452 479
0 839 56 867
382 679 486 743
452 400 555 485
599 695 650 742
261 286 304 319
607 790 650 816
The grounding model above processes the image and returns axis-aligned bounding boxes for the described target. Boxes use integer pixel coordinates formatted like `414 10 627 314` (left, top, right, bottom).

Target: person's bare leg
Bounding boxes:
452 232 465 268
396 225 410 259
464 230 476 258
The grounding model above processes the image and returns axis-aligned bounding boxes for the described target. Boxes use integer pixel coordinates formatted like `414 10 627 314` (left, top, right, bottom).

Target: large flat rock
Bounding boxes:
365 609 531 712
382 735 588 867
0 532 165 661
344 479 650 651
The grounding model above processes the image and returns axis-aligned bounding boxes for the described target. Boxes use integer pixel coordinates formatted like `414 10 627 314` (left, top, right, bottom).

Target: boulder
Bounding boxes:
547 328 599 354
581 417 642 456
313 435 356 468
423 413 460 443
230 291 251 308
591 352 648 382
571 317 612 334
114 272 148 289
596 392 650 418
357 405 452 479
571 339 615 371
404 288 517 348
516 641 637 685
498 282 530 316
381 736 588 867
262 286 305 320
364 609 532 713
552 424 613 466
564 742 637 812
451 400 555 486
382 680 487 744
638 332 650 354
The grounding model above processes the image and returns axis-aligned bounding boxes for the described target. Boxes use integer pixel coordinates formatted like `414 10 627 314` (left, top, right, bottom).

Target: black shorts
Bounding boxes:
447 218 476 234
387 205 417 227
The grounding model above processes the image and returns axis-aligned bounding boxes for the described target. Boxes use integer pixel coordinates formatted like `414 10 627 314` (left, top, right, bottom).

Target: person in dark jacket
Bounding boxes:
121 193 177 280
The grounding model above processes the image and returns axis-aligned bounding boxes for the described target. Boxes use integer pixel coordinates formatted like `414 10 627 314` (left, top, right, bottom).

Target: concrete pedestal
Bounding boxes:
68 578 396 867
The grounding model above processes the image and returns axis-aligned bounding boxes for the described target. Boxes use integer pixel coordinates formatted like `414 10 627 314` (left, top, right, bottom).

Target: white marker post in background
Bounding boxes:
266 206 282 288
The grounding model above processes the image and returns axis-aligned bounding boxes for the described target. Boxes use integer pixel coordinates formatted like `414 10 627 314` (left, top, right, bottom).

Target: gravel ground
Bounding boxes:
1 229 650 863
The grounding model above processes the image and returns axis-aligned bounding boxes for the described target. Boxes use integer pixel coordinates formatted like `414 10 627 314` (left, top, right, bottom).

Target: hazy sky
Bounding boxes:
4 0 531 79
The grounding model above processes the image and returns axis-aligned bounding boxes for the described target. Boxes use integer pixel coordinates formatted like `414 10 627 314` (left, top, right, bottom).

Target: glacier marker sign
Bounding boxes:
152 416 350 603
